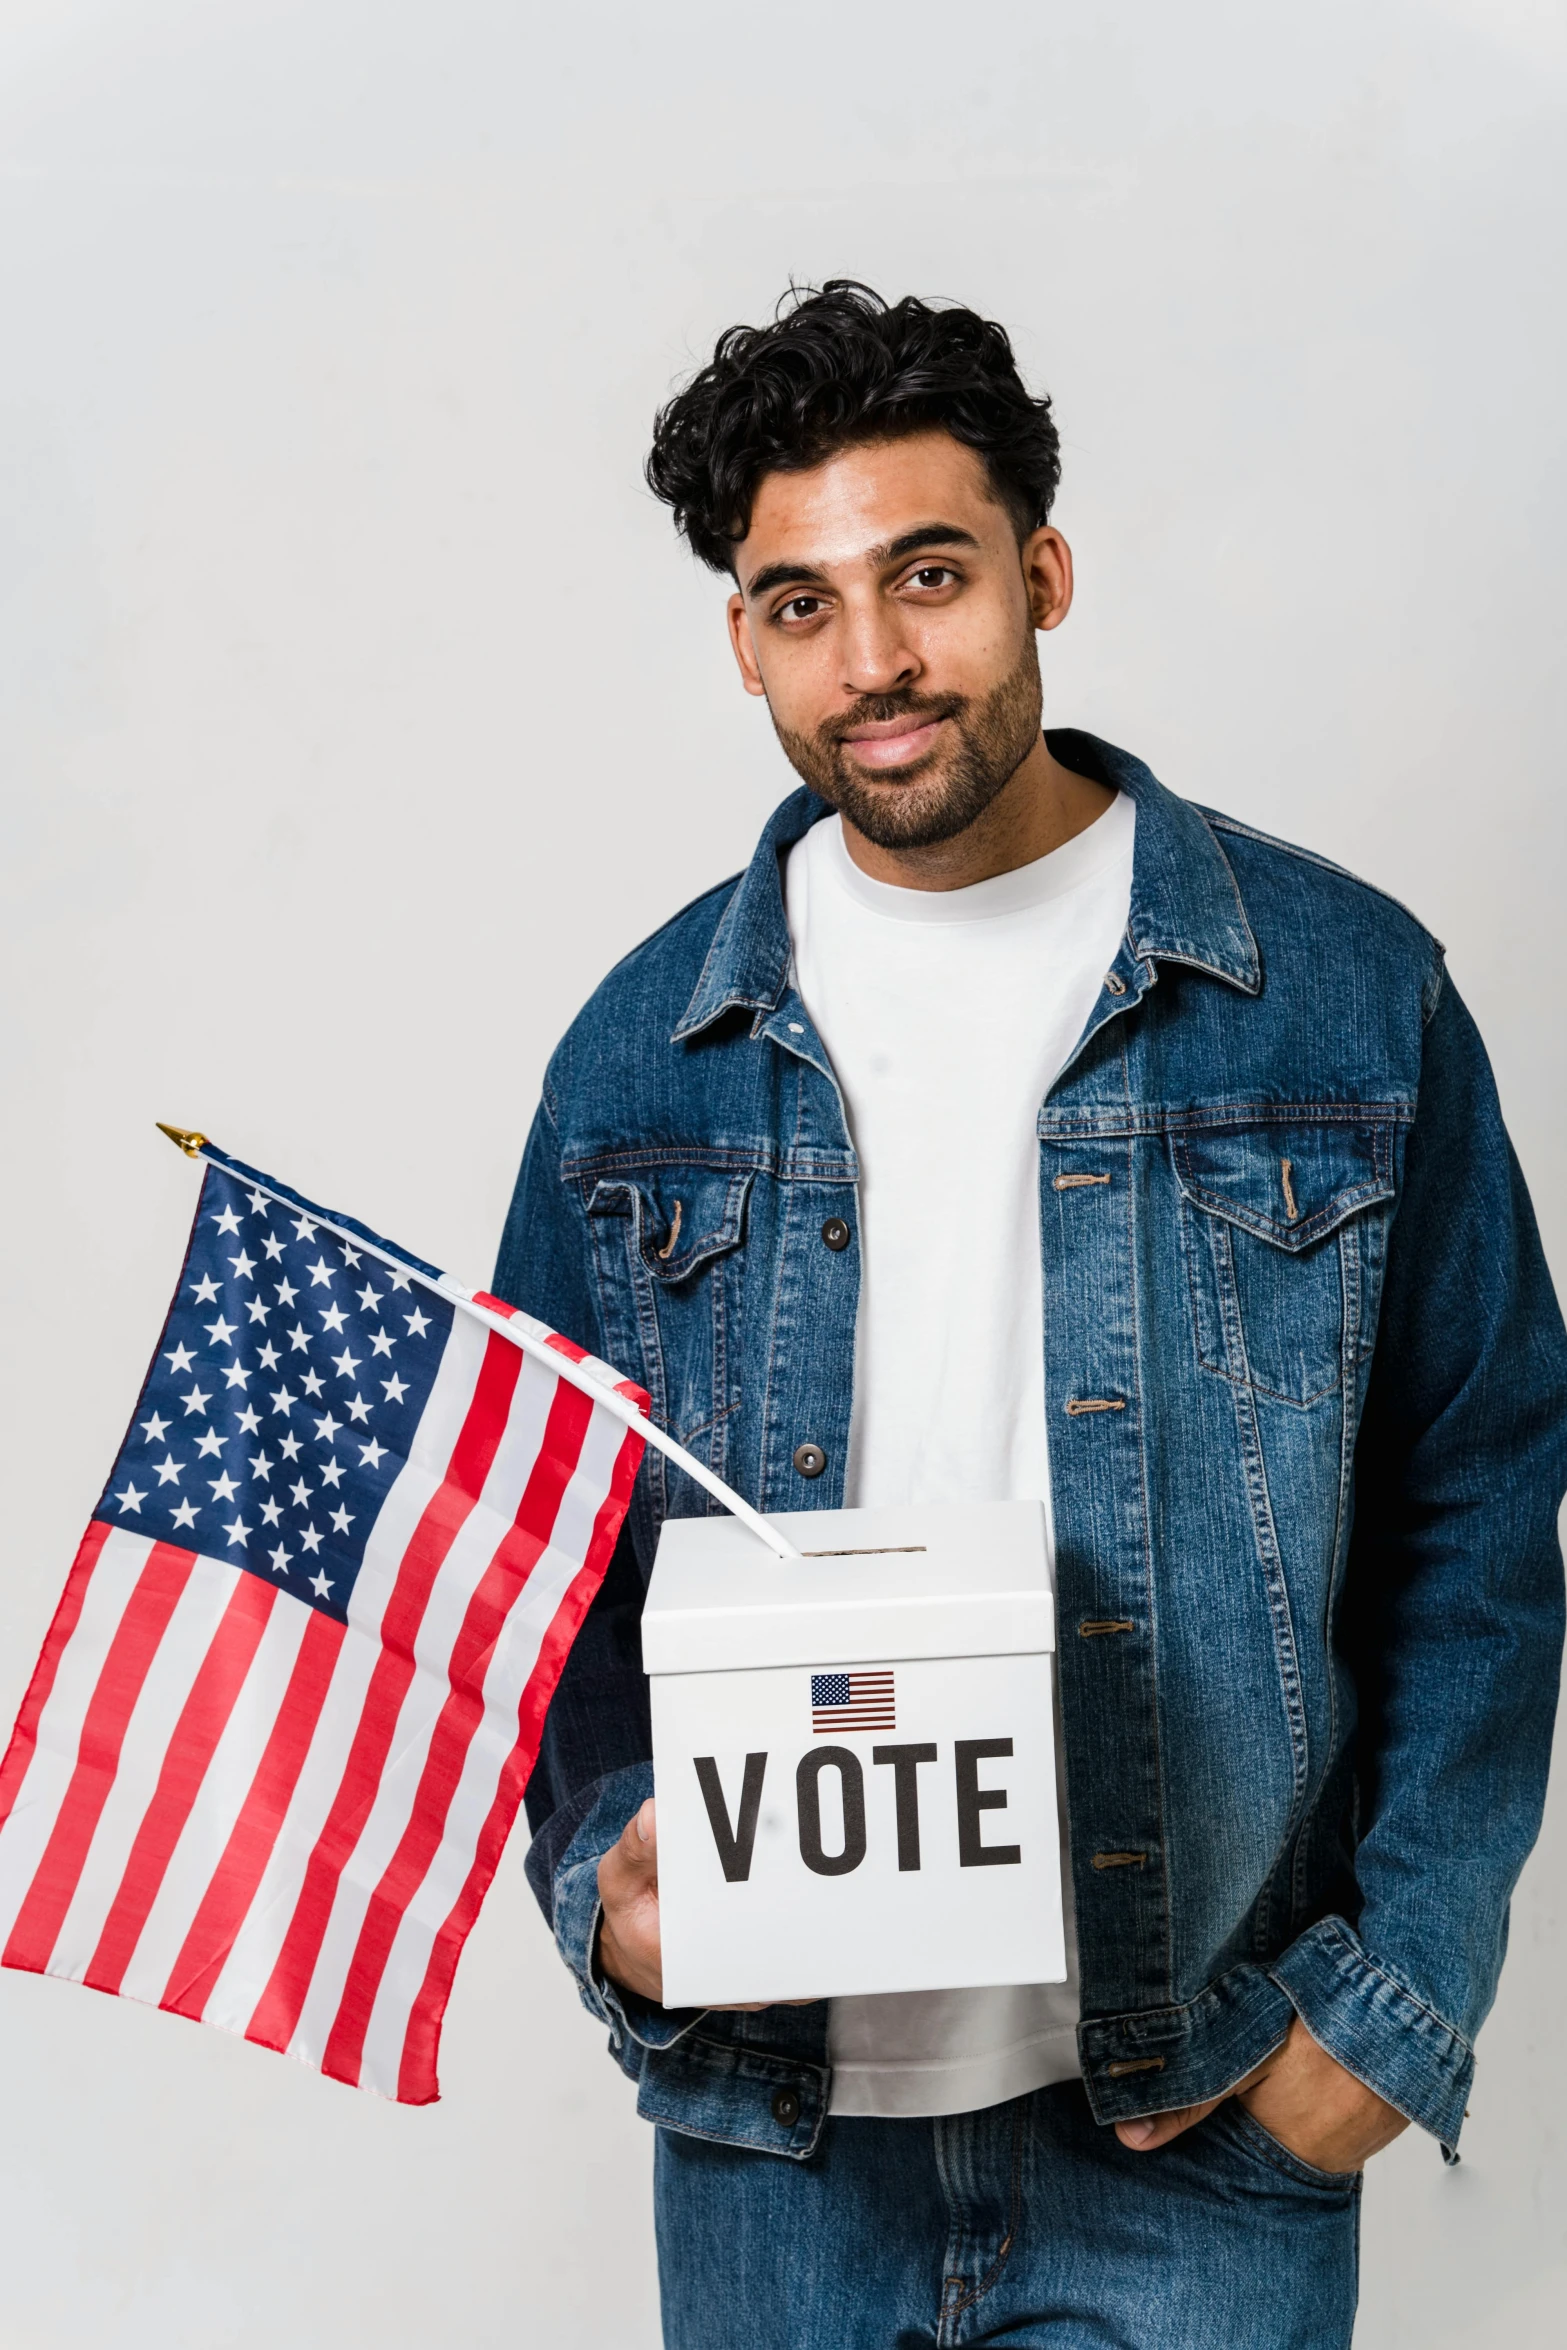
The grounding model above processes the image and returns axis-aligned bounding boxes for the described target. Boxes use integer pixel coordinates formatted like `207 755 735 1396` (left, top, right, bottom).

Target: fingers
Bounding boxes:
596 1799 663 2004
1113 2045 1283 2155
622 1797 657 1870
1115 2093 1224 2152
598 1799 656 1895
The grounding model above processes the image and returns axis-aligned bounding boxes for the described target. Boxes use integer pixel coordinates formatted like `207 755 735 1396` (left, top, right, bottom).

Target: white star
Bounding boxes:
268 1543 292 1574
228 1250 256 1281
221 1362 252 1390
299 1522 323 1554
213 1205 242 1237
261 1233 284 1262
209 1471 239 1502
114 1481 147 1515
181 1384 211 1417
307 1256 336 1289
369 1328 394 1358
170 1499 199 1531
275 1278 299 1308
346 1391 371 1425
164 1343 196 1375
139 1411 171 1444
314 1411 342 1444
259 1498 283 1528
358 1284 384 1313
341 1243 361 1268
205 1315 237 1346
288 1323 312 1353
309 1569 333 1600
289 1476 312 1506
257 1342 280 1371
389 1267 412 1292
381 1374 409 1405
189 1275 220 1305
270 1385 296 1416
249 1450 273 1481
332 1347 361 1380
235 1406 261 1436
358 1437 387 1470
246 1187 269 1215
223 1515 252 1548
153 1454 183 1486
246 1296 271 1324
319 1303 347 1335
278 1433 302 1462
300 1370 324 1398
195 1428 227 1458
329 1504 354 1534
404 1307 431 1339
318 1456 345 1488
291 1214 318 1243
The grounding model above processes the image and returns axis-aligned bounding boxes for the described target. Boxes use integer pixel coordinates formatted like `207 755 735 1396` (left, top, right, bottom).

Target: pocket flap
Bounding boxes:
1170 1121 1394 1251
586 1169 754 1281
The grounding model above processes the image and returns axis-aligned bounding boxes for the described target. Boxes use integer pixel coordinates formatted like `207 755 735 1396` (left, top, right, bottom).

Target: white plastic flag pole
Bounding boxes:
155 1126 801 1562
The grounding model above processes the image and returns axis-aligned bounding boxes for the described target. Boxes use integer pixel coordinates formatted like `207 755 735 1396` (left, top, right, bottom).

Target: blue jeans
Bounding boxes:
654 2083 1361 2348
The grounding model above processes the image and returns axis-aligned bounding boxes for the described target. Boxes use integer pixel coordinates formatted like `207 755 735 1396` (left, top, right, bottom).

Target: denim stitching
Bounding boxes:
1177 1186 1344 1410
1313 1920 1475 2058
944 2100 1026 2325
1040 1101 1414 1137
1120 1061 1175 2002
1206 1214 1312 1934
1202 806 1444 958
1219 2101 1363 2193
565 1143 856 1182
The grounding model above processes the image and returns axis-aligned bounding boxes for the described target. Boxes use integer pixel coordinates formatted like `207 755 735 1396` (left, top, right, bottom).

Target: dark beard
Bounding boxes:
770 638 1044 850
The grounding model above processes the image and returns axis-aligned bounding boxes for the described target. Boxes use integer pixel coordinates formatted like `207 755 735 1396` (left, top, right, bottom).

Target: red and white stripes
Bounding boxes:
0 1305 645 2103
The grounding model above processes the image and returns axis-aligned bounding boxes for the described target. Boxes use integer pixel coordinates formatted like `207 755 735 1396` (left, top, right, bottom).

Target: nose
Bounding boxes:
840 595 921 699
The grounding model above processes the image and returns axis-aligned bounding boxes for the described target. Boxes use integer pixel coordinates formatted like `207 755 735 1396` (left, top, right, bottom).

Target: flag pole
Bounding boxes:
155 1126 799 1562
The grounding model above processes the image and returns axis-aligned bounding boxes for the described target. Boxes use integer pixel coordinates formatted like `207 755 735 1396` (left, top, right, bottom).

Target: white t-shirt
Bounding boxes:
783 789 1136 2118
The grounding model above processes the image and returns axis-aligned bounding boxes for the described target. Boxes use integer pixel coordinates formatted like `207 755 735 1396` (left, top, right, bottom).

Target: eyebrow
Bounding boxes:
743 522 981 601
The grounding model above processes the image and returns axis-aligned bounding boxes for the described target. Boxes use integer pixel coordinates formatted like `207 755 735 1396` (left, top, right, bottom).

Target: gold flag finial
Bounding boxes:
156 1123 209 1158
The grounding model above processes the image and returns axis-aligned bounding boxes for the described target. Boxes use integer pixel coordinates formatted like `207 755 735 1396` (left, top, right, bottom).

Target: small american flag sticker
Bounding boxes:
810 1670 895 1733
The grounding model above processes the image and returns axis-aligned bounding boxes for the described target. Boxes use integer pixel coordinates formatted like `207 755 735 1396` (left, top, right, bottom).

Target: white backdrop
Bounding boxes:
2 3 1564 2342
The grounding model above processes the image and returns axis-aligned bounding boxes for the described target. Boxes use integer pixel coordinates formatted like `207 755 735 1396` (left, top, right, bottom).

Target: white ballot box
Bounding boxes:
643 1500 1066 2010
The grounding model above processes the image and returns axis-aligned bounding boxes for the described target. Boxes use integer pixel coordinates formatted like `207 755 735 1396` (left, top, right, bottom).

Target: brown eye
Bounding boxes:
910 565 955 589
780 596 824 622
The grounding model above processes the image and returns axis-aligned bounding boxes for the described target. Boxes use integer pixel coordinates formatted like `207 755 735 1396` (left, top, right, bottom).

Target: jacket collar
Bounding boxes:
672 729 1259 1043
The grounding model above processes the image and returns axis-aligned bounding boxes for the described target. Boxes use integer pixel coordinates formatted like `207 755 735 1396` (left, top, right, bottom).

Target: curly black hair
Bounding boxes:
645 280 1061 574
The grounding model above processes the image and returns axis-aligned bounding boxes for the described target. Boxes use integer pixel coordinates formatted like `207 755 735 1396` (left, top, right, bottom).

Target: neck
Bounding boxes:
838 733 1117 892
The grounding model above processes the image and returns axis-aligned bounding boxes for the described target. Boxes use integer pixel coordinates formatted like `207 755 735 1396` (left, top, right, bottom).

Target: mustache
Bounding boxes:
817 691 967 745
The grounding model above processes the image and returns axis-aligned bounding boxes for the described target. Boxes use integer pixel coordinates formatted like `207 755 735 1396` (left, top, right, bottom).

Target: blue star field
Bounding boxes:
96 1162 455 1624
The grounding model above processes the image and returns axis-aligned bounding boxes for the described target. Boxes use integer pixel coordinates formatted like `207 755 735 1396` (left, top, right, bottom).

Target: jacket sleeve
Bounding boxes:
1271 971 1567 2146
493 1089 703 2062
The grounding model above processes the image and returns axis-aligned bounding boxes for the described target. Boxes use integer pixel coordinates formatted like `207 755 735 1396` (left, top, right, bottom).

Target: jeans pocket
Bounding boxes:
1211 2101 1363 2194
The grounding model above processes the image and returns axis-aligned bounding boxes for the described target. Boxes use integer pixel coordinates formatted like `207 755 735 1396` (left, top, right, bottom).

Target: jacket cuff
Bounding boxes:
549 1762 705 2055
1269 1916 1475 2148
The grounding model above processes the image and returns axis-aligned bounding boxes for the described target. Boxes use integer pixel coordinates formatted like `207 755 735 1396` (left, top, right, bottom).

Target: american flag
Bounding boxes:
810 1670 896 1733
0 1146 647 2104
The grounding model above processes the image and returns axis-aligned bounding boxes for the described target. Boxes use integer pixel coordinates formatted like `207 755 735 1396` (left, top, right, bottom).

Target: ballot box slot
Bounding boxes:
800 1545 928 1557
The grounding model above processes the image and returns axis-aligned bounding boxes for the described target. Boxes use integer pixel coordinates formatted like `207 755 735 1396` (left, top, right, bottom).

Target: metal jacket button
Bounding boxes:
771 2087 801 2126
821 1217 851 1251
792 1443 827 1479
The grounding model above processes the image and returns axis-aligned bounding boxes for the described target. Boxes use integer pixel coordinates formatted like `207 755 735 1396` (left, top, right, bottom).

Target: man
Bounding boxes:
495 283 1567 2347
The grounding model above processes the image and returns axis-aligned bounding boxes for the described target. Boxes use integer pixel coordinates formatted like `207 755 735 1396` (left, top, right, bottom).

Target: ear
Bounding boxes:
1022 526 1074 633
727 591 768 697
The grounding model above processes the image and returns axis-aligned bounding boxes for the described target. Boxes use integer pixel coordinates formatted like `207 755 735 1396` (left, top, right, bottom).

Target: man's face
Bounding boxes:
727 429 1071 850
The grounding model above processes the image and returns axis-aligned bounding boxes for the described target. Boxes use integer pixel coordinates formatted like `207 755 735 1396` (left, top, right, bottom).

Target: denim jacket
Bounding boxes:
495 730 1567 2158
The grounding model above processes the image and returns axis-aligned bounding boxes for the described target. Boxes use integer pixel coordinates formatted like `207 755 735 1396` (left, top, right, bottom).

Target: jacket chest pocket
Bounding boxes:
1172 1122 1396 1408
584 1167 753 1466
